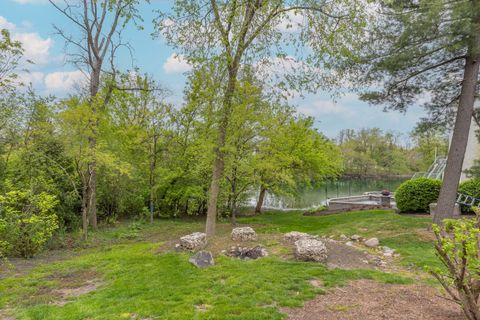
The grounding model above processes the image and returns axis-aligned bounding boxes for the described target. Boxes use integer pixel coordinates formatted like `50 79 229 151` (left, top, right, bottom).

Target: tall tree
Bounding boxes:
156 0 360 237
253 115 342 213
49 0 141 236
342 0 480 224
0 29 23 90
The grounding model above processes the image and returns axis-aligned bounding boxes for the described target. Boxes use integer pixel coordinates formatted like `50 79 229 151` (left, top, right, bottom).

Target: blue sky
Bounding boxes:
2 0 426 140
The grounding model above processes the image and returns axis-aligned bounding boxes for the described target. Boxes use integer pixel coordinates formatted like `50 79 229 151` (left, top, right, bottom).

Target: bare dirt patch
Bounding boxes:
18 269 104 306
282 279 464 320
0 249 77 279
323 240 375 270
0 309 16 320
50 278 101 306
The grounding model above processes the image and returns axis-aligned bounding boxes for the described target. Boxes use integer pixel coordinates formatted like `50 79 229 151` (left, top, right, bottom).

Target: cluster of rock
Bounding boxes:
224 245 268 260
178 227 396 269
231 227 257 241
176 232 207 251
340 233 398 258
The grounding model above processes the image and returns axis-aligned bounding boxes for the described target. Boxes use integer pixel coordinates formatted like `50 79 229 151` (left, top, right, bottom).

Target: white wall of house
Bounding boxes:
461 99 480 181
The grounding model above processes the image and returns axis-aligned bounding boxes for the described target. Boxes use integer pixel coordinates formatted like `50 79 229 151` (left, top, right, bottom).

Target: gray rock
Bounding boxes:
340 234 349 241
351 234 361 241
231 227 257 241
345 241 354 247
226 245 269 260
382 246 395 257
364 237 380 248
294 238 328 262
284 231 318 243
179 232 207 251
189 251 214 268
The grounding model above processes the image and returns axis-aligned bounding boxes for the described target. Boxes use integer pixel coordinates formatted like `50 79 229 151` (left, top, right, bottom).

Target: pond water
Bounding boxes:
248 176 409 210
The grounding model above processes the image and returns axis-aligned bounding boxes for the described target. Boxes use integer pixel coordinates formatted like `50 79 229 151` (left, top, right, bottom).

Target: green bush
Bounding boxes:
0 190 59 258
395 178 442 213
459 178 480 212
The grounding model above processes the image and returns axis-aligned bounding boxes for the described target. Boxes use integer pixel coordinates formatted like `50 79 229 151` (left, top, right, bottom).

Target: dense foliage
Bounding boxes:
337 128 448 177
395 178 442 213
0 190 59 258
0 66 344 242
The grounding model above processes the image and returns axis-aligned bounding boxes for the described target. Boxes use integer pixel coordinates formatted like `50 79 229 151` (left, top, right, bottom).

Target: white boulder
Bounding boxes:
178 232 207 251
294 238 328 262
231 227 257 241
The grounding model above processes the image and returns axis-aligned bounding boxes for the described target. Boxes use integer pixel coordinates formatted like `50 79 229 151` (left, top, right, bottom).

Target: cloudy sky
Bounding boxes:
2 0 426 140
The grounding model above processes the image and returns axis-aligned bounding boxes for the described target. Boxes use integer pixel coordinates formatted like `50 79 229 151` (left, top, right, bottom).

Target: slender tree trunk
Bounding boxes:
81 182 89 240
149 135 158 223
255 186 266 214
88 140 97 229
231 203 238 226
87 68 100 230
205 69 237 237
434 52 480 225
230 177 237 225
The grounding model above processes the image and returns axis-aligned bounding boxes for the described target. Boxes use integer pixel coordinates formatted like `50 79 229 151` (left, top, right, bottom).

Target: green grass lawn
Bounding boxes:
240 210 436 268
0 210 436 320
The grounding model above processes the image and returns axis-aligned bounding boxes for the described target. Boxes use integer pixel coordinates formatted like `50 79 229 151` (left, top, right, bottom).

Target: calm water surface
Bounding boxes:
254 177 408 210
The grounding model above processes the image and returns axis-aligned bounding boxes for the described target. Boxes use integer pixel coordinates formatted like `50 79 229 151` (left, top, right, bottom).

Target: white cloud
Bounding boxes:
0 16 15 29
298 100 353 117
163 53 191 74
13 32 53 65
44 70 86 92
17 71 44 86
11 0 48 4
0 16 53 65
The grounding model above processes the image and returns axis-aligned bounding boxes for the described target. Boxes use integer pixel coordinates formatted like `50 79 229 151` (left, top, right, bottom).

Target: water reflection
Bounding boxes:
247 177 408 210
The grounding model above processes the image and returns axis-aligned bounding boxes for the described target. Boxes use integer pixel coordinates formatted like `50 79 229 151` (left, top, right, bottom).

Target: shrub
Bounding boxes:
429 208 480 320
395 178 442 213
0 190 59 258
459 178 480 212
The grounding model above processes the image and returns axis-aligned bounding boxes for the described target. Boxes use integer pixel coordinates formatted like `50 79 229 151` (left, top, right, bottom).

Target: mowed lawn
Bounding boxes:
0 210 436 320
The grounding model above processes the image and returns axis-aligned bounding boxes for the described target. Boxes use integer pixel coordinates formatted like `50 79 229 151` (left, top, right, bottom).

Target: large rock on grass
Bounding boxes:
284 231 318 243
189 251 214 268
294 238 328 262
178 232 207 251
231 227 257 241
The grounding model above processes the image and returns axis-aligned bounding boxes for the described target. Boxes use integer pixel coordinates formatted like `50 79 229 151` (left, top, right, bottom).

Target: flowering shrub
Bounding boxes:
0 190 59 258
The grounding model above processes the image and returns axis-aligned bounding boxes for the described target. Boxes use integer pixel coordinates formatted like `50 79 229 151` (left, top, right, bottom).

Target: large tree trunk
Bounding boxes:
205 69 237 237
434 53 480 225
255 186 267 214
